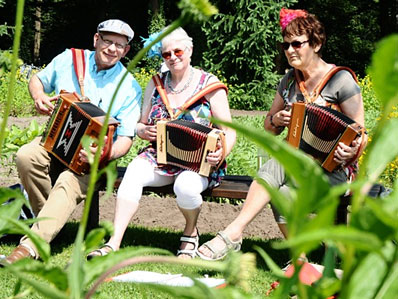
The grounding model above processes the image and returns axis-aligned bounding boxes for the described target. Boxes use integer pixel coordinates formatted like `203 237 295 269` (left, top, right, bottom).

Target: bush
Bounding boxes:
0 66 38 116
201 0 294 111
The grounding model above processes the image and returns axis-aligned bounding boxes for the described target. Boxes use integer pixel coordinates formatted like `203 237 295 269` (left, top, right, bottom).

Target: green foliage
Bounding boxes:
131 67 158 97
138 2 167 72
0 67 39 116
0 50 23 76
359 74 380 133
0 119 43 165
297 0 380 76
227 81 277 111
201 0 295 110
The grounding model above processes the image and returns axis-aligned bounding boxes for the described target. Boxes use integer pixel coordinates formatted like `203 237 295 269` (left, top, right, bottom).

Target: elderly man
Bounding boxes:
2 19 142 264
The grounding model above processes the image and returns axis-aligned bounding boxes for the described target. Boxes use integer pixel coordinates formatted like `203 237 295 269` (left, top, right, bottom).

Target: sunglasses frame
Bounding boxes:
161 48 186 60
281 40 309 51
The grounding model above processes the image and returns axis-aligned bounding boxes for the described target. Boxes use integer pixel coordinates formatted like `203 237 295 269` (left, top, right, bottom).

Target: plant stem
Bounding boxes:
0 0 25 156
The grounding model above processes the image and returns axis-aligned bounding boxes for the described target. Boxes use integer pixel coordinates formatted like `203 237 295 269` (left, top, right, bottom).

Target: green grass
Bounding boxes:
0 223 291 298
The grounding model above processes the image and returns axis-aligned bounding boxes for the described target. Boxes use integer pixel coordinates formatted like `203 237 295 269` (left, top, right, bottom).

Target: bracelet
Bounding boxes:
270 114 278 128
270 114 284 130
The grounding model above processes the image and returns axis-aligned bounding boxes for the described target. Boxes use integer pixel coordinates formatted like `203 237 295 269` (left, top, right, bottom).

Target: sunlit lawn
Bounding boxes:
0 222 294 298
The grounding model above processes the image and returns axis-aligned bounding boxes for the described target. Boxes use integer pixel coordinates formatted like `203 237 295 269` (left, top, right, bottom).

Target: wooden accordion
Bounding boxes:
40 91 119 175
156 119 226 176
287 102 362 172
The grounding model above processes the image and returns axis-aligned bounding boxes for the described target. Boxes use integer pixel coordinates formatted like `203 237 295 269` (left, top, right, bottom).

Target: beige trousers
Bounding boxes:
16 138 90 257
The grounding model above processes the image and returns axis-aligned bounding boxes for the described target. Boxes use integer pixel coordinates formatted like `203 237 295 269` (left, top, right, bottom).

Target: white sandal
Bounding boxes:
197 231 242 261
176 230 199 259
86 244 115 260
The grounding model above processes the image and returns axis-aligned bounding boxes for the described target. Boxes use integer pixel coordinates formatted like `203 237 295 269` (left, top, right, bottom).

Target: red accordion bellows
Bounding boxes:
287 102 362 172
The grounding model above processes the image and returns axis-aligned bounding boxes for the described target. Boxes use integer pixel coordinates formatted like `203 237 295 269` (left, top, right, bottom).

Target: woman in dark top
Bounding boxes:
198 8 367 261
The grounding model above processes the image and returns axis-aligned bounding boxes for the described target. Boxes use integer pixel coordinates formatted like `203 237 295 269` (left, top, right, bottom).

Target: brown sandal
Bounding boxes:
1 244 35 266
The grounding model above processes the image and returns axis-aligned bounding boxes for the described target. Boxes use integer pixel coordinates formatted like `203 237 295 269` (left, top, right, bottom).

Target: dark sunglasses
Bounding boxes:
281 40 308 51
161 48 185 60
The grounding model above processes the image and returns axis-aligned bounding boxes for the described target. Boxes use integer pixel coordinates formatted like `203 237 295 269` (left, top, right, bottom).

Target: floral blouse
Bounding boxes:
138 69 227 187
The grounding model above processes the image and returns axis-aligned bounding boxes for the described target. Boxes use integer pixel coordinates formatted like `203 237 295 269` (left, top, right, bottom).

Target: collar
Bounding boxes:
89 51 120 79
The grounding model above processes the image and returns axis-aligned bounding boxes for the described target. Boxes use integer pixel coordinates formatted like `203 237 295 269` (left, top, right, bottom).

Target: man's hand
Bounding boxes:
78 136 108 163
34 95 58 115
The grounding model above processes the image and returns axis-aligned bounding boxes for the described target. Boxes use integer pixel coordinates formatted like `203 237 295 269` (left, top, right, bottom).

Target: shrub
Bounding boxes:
201 0 294 111
0 66 39 116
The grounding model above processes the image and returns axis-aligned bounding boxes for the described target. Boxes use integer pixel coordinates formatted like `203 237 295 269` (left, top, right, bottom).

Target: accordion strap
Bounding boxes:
153 74 228 120
296 66 358 105
71 48 86 96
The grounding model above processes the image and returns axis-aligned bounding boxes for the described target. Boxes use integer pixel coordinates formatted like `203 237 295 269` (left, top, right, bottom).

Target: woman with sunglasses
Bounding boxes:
197 8 366 261
87 27 236 259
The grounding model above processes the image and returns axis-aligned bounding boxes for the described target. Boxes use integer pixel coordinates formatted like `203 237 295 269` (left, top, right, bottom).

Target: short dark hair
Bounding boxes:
282 13 326 56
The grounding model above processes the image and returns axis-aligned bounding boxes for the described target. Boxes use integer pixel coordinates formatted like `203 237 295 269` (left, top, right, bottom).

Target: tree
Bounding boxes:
33 0 42 65
200 0 296 110
296 0 381 76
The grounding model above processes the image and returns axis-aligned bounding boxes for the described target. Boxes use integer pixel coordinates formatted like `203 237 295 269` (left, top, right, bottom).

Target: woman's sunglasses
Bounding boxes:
161 48 185 60
281 40 308 51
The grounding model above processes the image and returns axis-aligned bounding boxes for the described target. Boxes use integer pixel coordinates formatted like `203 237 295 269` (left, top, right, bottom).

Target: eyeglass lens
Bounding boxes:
161 49 185 60
281 40 308 51
99 34 127 50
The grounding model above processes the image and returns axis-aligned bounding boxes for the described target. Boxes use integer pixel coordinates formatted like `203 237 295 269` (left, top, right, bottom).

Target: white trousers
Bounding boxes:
117 157 209 209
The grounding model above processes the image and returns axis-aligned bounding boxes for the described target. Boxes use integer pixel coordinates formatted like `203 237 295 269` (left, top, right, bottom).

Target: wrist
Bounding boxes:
270 114 284 131
135 123 142 137
270 114 278 128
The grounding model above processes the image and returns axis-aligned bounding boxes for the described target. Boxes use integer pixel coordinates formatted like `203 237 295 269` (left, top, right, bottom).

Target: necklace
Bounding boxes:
166 67 194 94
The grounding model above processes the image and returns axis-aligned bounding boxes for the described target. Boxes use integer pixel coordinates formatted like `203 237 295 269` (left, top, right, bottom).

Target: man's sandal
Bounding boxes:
86 244 115 260
176 230 199 259
197 231 242 261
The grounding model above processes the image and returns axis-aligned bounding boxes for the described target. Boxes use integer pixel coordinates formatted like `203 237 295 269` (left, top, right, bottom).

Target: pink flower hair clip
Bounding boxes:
279 8 308 30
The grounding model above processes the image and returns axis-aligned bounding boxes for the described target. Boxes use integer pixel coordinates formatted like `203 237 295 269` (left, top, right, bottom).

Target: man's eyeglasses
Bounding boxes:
99 34 128 50
161 48 186 60
281 40 308 51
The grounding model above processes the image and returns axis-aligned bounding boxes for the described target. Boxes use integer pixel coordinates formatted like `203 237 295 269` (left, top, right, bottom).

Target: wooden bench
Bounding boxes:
87 167 351 230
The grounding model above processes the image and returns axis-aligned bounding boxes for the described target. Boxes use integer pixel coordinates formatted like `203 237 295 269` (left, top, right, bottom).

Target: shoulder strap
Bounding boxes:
71 48 86 96
312 66 358 97
152 74 174 118
152 74 228 120
296 66 357 104
176 82 227 119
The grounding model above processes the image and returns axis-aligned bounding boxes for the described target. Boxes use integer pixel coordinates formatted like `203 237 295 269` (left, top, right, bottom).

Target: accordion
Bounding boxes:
41 91 119 175
156 119 226 176
287 102 362 172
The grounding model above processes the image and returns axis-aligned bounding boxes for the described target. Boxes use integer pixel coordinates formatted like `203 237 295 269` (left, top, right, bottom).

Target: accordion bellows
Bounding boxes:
157 119 225 176
287 102 362 172
41 91 118 175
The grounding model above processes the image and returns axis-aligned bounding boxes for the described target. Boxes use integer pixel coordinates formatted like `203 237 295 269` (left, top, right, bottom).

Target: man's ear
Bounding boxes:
121 45 130 58
93 33 100 48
